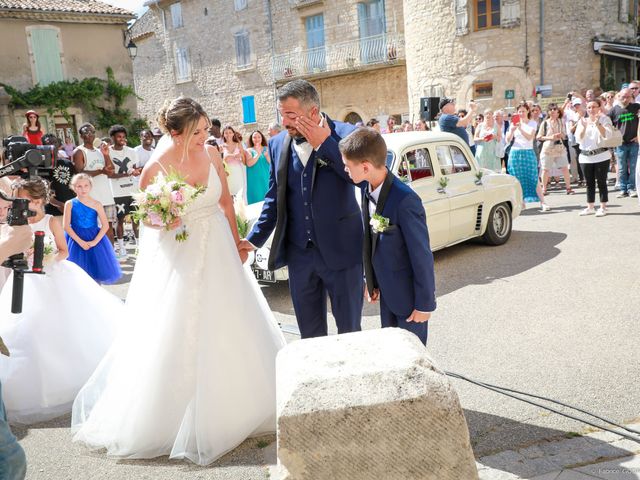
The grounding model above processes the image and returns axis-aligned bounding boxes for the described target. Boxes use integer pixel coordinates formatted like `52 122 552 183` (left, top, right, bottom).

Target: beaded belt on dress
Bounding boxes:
581 148 608 156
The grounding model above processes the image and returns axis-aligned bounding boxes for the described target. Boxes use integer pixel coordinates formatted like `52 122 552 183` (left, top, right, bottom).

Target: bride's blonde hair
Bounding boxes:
157 97 210 162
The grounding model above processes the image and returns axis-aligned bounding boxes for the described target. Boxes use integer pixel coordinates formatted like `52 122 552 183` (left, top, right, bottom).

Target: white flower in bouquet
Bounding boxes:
234 194 250 238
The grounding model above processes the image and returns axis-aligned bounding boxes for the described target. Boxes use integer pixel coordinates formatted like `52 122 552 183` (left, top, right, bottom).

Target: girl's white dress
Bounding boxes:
0 215 123 424
72 163 286 465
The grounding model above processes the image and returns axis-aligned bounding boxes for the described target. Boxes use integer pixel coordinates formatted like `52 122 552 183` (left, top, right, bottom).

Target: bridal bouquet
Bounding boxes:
133 172 205 242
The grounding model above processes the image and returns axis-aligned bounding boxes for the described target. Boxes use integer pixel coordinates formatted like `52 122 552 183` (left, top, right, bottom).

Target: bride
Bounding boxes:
71 97 286 465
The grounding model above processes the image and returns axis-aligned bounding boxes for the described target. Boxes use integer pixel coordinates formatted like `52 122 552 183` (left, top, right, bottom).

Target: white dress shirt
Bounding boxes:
368 182 383 217
293 140 314 167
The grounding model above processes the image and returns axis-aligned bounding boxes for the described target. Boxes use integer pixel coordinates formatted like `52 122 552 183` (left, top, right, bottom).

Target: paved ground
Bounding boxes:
16 182 640 479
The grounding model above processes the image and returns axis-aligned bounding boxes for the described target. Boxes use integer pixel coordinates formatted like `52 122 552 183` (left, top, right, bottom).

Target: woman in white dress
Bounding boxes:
72 97 286 465
0 177 122 424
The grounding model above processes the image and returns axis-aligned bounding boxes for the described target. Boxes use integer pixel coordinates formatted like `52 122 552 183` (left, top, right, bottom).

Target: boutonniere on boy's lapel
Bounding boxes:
316 157 329 168
370 213 390 233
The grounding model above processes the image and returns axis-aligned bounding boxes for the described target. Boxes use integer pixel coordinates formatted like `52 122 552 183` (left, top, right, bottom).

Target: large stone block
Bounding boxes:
275 328 478 480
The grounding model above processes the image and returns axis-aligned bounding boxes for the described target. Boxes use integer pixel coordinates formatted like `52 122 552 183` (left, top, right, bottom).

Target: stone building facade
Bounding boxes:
0 0 135 140
132 0 409 135
404 0 638 119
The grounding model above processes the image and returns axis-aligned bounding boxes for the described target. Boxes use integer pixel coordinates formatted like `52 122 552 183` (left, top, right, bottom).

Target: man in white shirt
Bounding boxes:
108 125 140 259
133 129 154 169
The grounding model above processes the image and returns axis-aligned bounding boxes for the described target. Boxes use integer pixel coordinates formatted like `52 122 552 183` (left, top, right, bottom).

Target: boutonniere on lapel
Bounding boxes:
370 213 390 233
316 157 329 168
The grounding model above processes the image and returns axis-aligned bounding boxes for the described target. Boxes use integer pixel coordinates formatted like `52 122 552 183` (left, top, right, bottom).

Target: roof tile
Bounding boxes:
0 0 134 16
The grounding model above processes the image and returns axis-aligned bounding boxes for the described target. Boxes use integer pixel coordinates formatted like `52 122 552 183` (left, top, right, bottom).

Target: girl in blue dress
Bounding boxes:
63 173 122 284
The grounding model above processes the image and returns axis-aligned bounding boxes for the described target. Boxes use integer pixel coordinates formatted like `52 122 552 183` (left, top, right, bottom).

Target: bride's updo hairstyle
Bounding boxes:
157 97 210 161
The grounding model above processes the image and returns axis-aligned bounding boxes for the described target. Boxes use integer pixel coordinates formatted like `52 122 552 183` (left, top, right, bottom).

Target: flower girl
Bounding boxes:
64 174 122 284
0 177 124 424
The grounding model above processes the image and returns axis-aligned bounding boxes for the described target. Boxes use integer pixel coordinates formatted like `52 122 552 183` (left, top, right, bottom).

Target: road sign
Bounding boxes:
505 90 515 100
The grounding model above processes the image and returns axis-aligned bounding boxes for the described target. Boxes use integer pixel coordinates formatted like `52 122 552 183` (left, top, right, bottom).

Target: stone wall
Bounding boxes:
132 0 276 136
132 0 408 135
404 0 636 118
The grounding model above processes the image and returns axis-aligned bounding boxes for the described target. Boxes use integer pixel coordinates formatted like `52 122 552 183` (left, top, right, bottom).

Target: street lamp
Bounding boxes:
126 39 138 61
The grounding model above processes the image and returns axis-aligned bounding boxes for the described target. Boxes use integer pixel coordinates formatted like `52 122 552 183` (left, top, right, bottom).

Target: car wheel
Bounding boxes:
482 202 512 246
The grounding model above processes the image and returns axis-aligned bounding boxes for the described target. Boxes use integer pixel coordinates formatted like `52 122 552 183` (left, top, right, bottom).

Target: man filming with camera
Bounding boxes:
0 180 30 480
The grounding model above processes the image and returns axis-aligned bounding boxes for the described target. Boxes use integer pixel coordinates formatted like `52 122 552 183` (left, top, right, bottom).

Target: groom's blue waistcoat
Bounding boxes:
285 147 316 249
247 116 363 271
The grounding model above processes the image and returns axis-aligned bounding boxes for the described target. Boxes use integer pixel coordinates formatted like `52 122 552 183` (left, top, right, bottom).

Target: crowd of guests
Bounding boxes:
436 85 640 216
204 118 280 205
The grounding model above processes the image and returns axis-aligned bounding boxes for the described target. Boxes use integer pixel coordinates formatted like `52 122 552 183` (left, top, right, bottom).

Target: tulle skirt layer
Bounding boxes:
66 227 122 284
71 208 286 465
0 261 123 424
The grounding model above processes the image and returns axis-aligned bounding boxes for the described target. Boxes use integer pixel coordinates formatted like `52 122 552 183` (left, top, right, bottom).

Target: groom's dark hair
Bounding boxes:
278 80 320 107
339 127 387 168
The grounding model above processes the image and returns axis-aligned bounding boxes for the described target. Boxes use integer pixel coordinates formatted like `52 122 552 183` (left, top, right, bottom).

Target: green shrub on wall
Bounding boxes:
1 67 148 146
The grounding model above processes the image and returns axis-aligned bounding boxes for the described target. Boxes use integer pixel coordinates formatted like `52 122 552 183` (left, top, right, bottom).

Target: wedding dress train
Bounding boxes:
72 163 286 465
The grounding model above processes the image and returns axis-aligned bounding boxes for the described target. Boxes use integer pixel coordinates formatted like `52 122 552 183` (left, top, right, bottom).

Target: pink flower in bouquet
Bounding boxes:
170 189 185 205
148 211 164 227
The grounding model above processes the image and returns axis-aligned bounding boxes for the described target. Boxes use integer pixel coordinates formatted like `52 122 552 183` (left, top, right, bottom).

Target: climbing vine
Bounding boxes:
1 67 148 146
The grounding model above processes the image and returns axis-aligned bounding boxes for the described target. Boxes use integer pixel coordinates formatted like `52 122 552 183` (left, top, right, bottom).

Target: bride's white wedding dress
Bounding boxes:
71 162 286 465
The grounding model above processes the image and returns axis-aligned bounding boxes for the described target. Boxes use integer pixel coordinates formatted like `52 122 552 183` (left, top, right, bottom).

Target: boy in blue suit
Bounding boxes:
339 128 437 345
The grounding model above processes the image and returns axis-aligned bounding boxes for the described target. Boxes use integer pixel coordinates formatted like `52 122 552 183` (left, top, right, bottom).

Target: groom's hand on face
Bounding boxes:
295 114 331 149
407 310 431 323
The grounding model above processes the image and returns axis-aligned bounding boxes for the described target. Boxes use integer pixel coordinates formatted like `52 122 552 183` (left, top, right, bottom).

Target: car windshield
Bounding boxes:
386 151 395 169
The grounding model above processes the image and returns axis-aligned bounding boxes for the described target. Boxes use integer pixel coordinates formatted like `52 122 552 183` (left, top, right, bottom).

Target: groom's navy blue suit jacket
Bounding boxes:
247 116 362 271
363 173 437 316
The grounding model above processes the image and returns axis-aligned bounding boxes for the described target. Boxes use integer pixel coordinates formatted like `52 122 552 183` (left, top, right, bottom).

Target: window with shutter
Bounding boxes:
454 0 469 36
28 27 64 86
170 2 183 29
234 31 251 68
357 0 386 63
474 0 500 30
175 46 191 82
500 0 520 28
235 0 248 11
242 96 256 124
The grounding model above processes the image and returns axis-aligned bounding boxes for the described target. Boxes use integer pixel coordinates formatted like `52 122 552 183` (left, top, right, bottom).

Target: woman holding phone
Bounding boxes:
474 108 502 172
506 102 550 211
575 99 614 216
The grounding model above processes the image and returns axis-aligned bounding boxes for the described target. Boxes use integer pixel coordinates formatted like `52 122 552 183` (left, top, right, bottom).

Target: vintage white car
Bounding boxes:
247 131 523 283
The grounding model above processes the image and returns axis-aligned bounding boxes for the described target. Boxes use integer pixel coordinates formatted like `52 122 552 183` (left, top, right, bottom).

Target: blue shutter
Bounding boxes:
31 28 64 85
242 96 256 124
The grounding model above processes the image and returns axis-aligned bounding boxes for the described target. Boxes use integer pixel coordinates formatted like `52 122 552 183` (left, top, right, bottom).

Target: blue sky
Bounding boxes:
102 0 147 17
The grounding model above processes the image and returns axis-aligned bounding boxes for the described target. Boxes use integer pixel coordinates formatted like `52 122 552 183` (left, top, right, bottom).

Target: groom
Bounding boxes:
238 80 363 338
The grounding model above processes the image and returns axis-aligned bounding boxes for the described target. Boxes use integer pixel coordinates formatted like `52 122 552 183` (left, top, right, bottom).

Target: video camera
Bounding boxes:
1 135 56 180
0 136 49 313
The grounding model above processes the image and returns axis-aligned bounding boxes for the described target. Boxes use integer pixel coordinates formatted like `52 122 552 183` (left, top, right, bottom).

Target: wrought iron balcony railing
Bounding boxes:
272 33 404 82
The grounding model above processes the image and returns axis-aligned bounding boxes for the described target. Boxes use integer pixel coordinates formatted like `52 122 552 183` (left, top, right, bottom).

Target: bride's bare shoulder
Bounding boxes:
205 144 223 169
139 160 165 189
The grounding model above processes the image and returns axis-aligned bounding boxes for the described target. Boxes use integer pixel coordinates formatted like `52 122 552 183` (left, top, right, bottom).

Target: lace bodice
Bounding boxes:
181 164 222 224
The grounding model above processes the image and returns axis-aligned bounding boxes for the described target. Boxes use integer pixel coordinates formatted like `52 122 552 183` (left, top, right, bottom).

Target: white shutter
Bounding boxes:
234 31 251 67
175 46 191 81
234 0 248 11
619 0 630 22
454 0 469 36
500 0 520 28
170 2 183 29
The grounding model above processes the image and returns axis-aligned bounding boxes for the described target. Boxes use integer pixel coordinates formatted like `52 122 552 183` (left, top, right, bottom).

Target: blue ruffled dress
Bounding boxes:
65 198 122 284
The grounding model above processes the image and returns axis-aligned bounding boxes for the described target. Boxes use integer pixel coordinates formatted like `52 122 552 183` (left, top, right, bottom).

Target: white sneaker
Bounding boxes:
595 208 607 217
630 190 638 198
579 207 595 216
541 203 551 212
